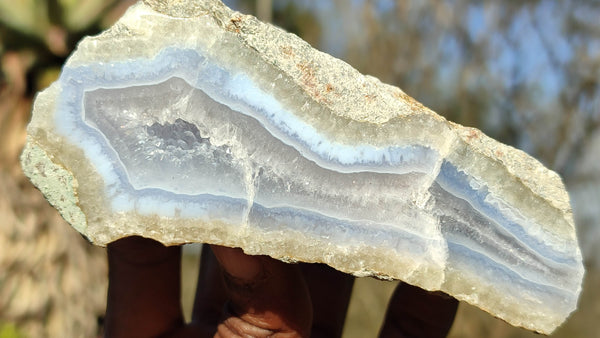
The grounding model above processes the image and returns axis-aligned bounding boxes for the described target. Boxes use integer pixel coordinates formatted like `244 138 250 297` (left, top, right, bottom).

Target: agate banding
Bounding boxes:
21 0 583 334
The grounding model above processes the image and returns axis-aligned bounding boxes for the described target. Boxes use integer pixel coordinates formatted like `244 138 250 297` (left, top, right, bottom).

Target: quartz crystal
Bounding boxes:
20 0 583 334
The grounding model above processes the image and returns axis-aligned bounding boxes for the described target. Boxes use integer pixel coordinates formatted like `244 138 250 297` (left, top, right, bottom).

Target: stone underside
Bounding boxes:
21 0 583 334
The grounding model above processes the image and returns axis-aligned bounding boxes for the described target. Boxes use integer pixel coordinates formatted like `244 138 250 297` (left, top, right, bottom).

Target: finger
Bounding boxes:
299 263 354 338
210 245 313 337
190 244 228 335
378 282 458 338
216 316 278 338
104 236 184 338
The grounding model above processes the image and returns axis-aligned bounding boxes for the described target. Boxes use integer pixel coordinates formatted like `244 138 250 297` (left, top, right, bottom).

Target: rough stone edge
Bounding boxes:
20 140 87 236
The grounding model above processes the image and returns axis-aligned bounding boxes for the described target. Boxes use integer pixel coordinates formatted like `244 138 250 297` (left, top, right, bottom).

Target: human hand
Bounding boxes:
103 236 457 337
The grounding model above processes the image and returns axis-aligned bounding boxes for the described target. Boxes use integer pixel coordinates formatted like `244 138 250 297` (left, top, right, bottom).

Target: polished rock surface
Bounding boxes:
21 0 583 334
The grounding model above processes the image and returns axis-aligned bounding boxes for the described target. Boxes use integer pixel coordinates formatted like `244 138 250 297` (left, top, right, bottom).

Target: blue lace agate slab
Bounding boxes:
21 0 583 334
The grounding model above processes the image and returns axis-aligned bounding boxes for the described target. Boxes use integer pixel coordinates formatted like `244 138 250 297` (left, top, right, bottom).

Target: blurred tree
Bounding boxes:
330 0 600 176
256 0 272 22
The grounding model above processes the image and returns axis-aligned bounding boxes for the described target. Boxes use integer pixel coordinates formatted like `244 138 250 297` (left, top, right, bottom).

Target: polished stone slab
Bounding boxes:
21 0 583 334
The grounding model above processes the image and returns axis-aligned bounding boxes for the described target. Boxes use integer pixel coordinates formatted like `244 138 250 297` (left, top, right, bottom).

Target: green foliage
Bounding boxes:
0 323 24 338
0 0 122 95
0 0 115 36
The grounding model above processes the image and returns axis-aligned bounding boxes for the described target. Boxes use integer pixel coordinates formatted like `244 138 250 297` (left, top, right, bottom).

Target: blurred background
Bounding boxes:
0 0 598 337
